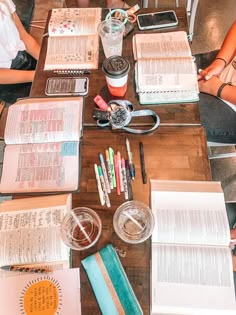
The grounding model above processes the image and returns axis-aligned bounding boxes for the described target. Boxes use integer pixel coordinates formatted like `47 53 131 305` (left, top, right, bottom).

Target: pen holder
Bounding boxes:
113 200 155 244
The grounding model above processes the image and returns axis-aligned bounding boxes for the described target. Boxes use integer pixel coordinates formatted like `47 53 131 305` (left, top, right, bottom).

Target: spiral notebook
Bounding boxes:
133 31 199 104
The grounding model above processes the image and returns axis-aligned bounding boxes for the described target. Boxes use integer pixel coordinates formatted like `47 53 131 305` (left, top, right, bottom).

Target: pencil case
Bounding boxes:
82 244 143 315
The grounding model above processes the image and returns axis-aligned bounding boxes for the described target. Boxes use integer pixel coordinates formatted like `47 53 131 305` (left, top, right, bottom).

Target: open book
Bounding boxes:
0 268 81 314
44 7 101 70
0 194 72 277
133 31 199 104
0 97 83 194
151 180 236 315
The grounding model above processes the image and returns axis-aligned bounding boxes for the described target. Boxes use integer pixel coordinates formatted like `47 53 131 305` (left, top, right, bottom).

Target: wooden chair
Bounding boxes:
141 0 199 41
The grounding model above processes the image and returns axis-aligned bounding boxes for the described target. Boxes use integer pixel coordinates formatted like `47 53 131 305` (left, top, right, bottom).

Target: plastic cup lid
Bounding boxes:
102 56 130 78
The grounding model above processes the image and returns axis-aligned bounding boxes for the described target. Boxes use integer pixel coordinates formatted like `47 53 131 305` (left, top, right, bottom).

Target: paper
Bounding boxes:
0 268 81 315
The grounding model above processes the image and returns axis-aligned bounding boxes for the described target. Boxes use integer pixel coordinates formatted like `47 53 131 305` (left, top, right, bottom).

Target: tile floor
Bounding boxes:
30 0 236 201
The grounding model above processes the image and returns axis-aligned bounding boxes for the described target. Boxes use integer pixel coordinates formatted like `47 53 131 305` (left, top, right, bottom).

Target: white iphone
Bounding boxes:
45 77 89 96
137 10 178 30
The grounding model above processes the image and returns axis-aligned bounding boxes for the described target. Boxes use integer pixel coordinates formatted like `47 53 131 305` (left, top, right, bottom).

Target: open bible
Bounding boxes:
151 180 236 315
44 7 101 70
0 97 83 194
0 194 72 277
133 31 199 104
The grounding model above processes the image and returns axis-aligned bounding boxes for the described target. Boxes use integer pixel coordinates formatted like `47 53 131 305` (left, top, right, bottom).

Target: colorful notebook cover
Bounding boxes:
82 244 143 315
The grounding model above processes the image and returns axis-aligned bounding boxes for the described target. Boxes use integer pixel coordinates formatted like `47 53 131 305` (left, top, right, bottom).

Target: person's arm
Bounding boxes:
0 69 35 84
13 12 40 61
198 20 236 80
198 75 236 107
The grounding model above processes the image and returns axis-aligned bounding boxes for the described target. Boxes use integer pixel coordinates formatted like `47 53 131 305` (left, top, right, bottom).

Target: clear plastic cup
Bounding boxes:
98 18 125 58
113 201 155 244
60 207 102 250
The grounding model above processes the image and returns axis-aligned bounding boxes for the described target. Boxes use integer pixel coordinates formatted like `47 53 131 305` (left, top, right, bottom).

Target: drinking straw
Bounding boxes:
123 211 145 232
70 210 92 243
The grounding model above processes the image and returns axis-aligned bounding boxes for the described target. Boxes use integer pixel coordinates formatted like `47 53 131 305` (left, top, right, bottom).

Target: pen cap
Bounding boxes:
113 201 154 244
60 207 102 251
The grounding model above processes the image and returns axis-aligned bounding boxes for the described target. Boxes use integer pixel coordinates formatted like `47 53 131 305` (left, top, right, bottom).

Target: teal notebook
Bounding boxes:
82 244 143 315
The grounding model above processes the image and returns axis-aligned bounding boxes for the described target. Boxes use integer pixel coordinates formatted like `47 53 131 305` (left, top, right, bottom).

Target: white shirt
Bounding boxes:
0 0 26 68
219 55 236 112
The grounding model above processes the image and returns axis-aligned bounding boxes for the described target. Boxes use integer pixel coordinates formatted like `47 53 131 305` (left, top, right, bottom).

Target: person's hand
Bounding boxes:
198 75 223 96
231 228 236 240
197 59 226 81
232 255 236 272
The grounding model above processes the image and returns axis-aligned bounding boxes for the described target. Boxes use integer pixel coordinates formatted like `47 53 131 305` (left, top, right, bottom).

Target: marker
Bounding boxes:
99 153 110 193
125 159 133 200
94 164 105 206
126 138 135 180
121 158 128 200
105 149 113 189
0 265 50 273
98 166 110 207
109 147 116 188
117 151 124 192
114 154 121 196
139 142 147 184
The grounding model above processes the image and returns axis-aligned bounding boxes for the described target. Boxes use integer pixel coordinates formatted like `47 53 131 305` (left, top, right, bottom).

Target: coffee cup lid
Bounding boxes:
102 56 130 78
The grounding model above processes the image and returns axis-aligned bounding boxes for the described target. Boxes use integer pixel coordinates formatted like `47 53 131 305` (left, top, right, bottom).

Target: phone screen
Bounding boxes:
138 11 178 29
45 77 88 96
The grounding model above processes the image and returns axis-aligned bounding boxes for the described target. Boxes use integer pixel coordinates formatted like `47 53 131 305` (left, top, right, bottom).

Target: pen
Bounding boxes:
99 153 111 193
109 147 116 188
125 159 133 201
98 166 111 207
114 154 121 196
105 149 113 189
94 164 105 206
117 151 124 192
121 158 129 200
0 265 50 273
126 138 135 180
139 142 147 184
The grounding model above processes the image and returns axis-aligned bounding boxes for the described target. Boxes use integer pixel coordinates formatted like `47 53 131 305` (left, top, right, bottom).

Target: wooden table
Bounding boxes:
71 126 211 315
30 7 200 126
27 6 211 315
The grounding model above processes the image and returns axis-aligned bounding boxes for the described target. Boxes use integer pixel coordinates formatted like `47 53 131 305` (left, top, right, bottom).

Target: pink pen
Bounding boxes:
114 154 121 196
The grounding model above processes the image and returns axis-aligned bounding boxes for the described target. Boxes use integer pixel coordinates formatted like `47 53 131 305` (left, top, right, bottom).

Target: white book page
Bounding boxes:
0 142 79 193
44 35 99 70
151 181 230 246
0 268 81 315
0 204 70 266
4 98 83 145
136 57 199 93
133 31 191 60
49 8 101 36
152 243 236 314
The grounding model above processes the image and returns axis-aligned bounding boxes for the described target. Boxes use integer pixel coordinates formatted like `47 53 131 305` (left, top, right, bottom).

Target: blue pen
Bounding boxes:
125 138 135 180
99 153 111 193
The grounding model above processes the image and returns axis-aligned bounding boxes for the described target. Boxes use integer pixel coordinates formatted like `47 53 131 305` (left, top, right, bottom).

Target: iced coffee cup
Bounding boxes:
102 56 130 97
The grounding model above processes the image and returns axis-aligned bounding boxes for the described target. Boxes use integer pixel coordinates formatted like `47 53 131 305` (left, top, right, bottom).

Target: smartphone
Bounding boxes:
137 10 178 30
45 77 89 96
